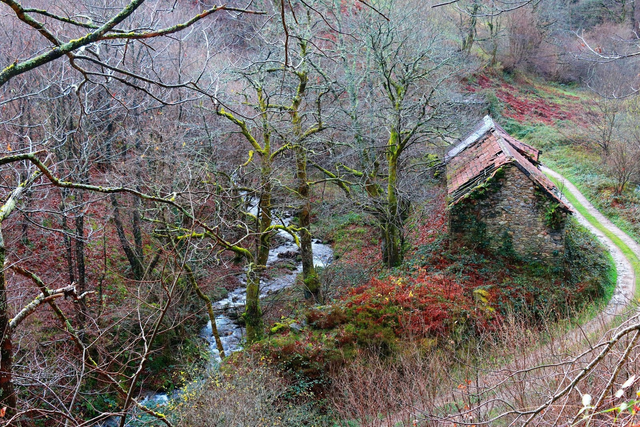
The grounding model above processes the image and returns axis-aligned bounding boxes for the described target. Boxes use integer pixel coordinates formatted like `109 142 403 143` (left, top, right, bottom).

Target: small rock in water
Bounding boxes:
277 250 299 259
226 310 242 321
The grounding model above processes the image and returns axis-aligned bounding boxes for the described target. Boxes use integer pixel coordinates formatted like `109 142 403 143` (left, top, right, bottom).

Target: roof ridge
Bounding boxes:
445 115 495 163
495 135 514 159
494 122 541 162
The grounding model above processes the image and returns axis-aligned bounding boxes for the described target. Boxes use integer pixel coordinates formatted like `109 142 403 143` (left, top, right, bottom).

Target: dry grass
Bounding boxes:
169 358 330 426
323 307 640 426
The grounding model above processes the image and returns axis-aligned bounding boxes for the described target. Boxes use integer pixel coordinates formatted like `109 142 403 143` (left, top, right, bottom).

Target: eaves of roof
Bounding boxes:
445 116 570 212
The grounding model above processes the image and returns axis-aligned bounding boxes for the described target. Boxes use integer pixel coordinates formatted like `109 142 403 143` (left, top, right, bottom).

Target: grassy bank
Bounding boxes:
547 173 640 296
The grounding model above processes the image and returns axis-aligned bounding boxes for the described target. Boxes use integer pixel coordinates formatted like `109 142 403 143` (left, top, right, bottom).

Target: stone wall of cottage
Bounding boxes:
450 165 566 261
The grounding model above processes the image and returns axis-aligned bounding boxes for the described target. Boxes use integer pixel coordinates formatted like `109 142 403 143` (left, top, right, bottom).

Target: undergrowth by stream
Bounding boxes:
163 183 615 426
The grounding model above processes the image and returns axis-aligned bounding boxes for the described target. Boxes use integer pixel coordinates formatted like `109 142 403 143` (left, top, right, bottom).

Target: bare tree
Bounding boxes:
589 95 622 155
606 139 639 195
320 0 460 268
0 0 263 420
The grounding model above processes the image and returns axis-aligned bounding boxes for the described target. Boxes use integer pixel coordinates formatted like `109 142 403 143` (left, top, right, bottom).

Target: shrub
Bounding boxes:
564 218 613 303
306 307 348 329
170 360 331 426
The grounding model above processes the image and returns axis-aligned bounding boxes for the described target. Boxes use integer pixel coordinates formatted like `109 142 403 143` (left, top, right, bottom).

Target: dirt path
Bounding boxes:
385 168 640 426
442 167 640 424
542 166 637 319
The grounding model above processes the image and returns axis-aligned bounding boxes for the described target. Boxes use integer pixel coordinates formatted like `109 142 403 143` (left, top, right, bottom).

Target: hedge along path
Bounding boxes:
382 167 640 427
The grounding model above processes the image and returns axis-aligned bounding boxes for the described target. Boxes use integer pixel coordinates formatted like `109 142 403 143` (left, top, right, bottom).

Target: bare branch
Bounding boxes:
8 284 85 329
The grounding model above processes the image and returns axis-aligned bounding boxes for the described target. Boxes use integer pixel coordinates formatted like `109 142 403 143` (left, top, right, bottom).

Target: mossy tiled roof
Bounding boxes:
446 116 569 211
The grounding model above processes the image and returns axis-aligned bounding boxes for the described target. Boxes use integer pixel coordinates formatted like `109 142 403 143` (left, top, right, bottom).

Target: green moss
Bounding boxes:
270 322 290 334
547 173 640 296
543 201 564 230
449 166 510 250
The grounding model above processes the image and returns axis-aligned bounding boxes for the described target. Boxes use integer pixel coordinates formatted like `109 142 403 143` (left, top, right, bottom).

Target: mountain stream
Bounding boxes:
110 212 334 422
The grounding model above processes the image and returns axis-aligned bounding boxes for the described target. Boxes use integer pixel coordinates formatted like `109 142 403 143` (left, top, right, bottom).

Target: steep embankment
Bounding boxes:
377 167 640 427
423 167 640 425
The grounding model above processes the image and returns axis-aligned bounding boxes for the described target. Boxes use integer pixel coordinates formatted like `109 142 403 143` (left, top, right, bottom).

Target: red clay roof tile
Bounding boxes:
446 116 568 210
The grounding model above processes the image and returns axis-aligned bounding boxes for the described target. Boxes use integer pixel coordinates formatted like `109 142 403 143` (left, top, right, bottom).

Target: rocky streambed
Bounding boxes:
120 214 334 418
201 223 334 360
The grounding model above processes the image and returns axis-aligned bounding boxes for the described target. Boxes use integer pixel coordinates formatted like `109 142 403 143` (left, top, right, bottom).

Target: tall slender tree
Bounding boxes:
327 0 460 267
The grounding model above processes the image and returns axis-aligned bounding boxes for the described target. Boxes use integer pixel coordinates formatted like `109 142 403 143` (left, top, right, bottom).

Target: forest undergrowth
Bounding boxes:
169 177 616 426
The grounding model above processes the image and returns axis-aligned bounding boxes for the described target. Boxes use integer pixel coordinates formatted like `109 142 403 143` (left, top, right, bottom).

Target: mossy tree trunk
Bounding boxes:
462 0 479 53
383 141 402 267
289 40 324 301
295 145 320 300
183 263 225 358
256 152 273 268
244 264 264 342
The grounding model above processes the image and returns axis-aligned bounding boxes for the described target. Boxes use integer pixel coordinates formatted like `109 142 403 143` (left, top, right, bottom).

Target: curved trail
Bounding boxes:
442 167 640 422
543 167 637 325
388 168 640 426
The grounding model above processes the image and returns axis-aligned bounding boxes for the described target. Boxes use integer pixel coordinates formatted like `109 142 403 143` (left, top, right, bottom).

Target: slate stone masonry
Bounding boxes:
450 165 566 261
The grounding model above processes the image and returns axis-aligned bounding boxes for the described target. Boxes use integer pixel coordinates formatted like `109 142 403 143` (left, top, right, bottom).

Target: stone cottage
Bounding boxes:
445 116 571 261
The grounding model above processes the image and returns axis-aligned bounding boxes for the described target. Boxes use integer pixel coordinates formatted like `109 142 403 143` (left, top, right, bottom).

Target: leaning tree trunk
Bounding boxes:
111 195 145 280
183 263 225 358
108 135 145 281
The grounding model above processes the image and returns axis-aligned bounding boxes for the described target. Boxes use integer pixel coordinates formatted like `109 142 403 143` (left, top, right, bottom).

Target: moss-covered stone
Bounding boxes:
450 165 566 261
